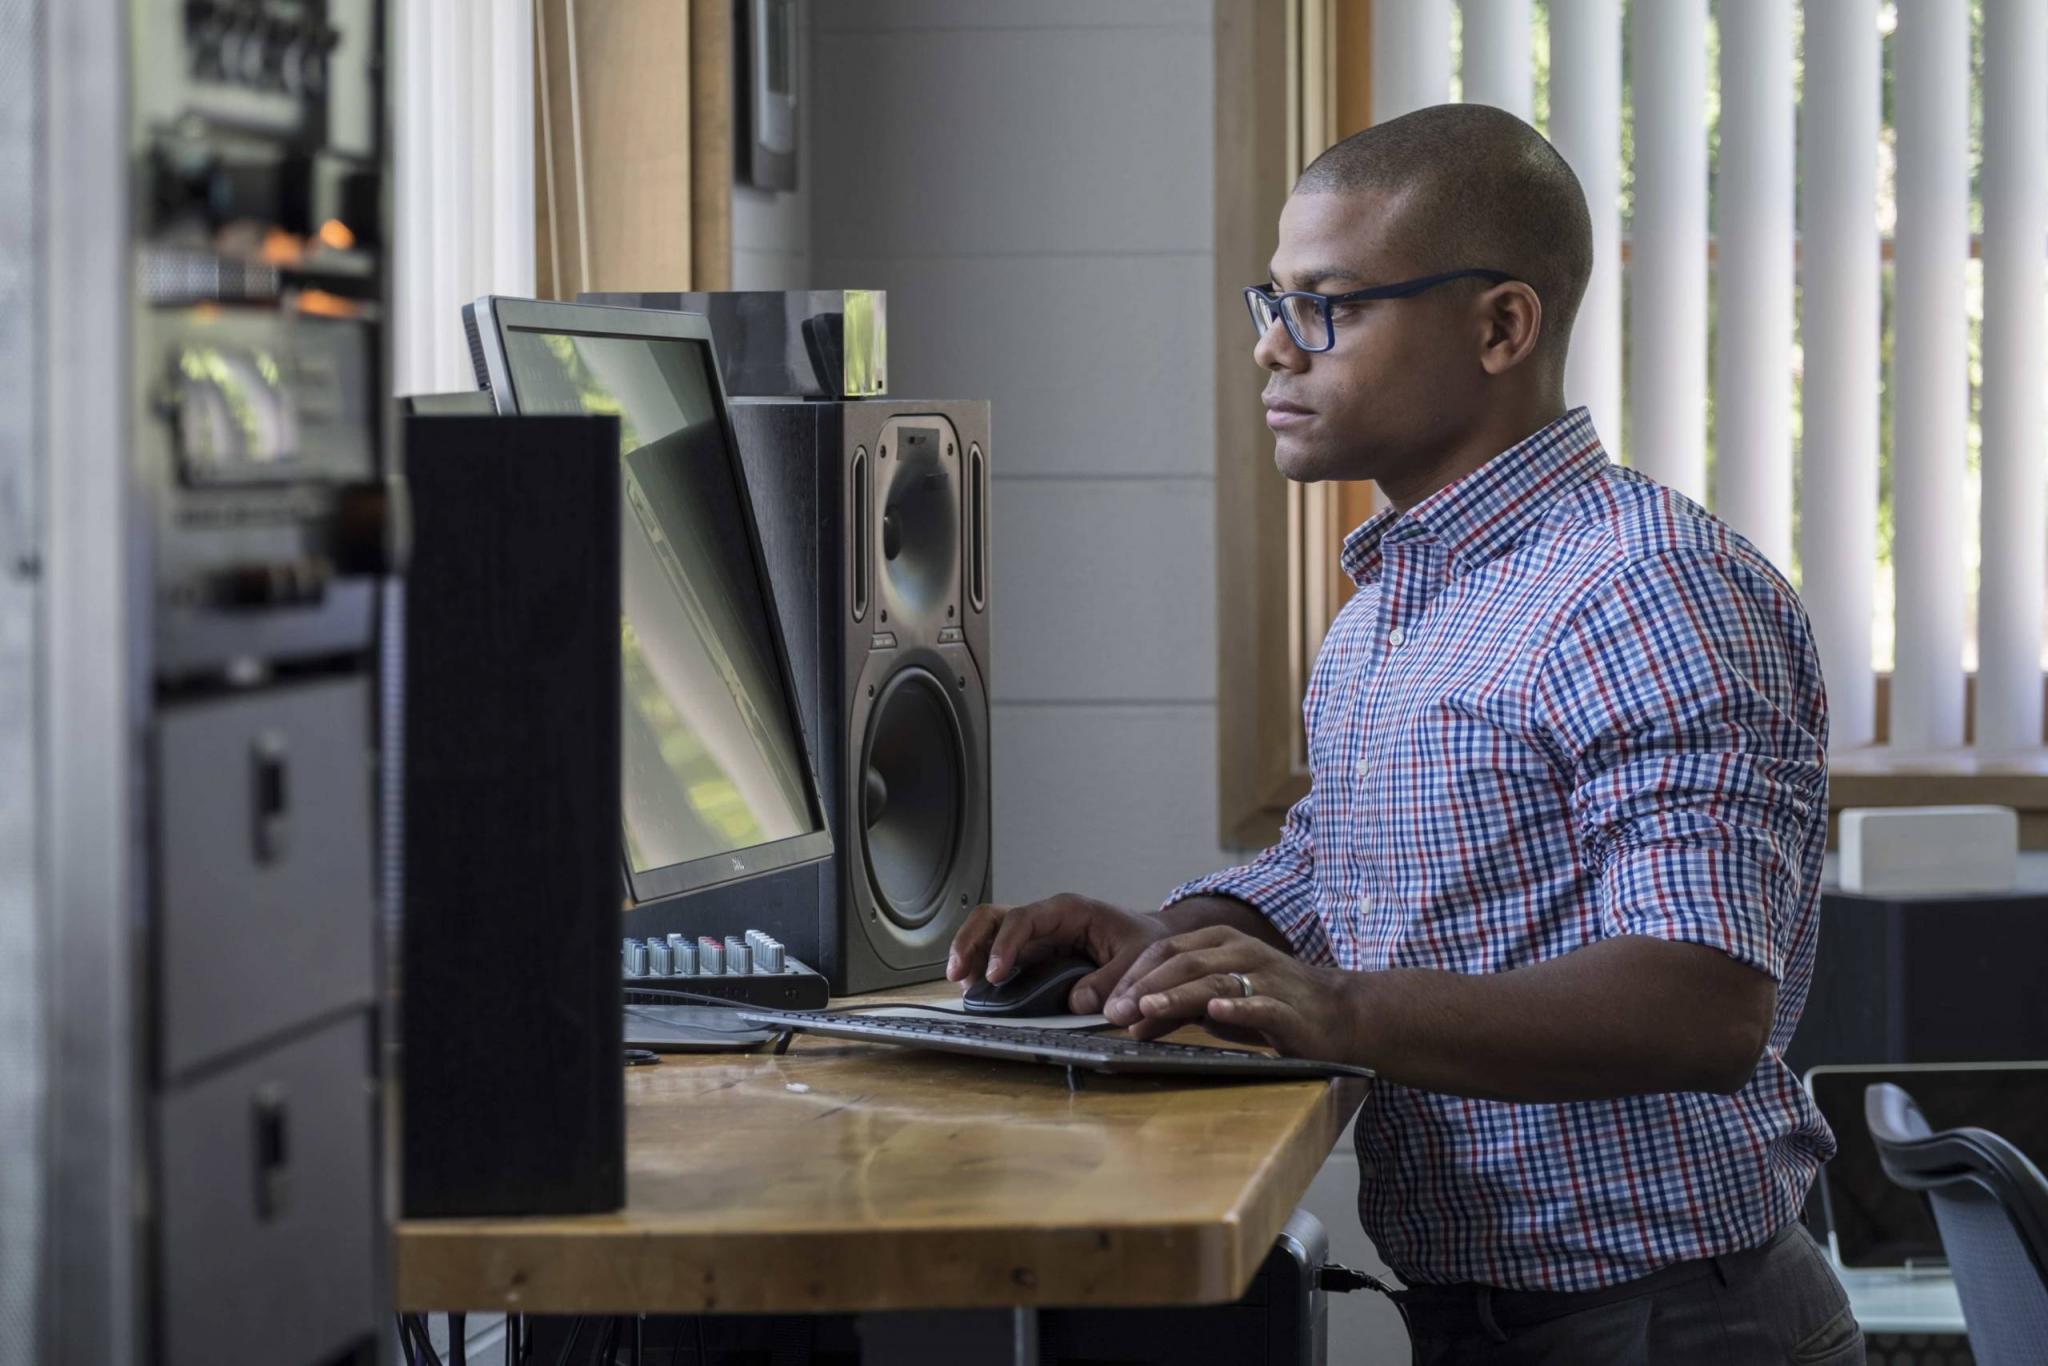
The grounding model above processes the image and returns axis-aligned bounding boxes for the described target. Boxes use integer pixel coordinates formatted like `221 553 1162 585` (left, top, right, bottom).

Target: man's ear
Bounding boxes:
1477 281 1543 376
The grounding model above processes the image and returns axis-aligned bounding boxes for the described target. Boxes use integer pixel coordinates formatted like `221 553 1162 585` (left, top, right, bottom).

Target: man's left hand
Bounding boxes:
1103 926 1362 1062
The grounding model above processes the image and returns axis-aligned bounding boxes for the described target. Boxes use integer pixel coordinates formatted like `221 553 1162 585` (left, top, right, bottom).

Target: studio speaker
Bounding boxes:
727 399 992 994
1785 888 2048 1076
397 413 625 1216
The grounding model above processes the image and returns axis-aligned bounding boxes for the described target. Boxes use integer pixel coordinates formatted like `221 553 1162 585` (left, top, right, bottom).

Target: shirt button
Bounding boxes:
1354 758 1370 778
1387 627 1406 647
1357 894 1372 916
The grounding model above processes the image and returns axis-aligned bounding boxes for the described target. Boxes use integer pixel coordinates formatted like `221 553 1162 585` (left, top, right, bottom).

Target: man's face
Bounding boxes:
1257 189 1481 487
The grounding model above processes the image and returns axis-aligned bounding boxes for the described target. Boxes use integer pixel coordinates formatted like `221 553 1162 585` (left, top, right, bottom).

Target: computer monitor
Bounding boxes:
462 296 833 902
1806 1061 2048 1268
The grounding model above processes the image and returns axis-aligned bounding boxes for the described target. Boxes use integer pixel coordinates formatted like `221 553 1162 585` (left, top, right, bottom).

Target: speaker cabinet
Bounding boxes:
1786 888 2048 1076
398 413 625 1216
728 399 992 994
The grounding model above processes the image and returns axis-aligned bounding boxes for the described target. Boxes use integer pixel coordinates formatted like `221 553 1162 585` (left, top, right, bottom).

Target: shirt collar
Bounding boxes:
1338 407 1608 587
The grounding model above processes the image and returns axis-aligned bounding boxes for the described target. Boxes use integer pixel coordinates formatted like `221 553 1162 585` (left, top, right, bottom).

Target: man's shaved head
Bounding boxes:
1255 103 1594 498
1295 104 1593 364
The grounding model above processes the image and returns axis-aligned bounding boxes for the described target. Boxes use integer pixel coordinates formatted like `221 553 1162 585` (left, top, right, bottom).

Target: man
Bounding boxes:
947 105 1861 1364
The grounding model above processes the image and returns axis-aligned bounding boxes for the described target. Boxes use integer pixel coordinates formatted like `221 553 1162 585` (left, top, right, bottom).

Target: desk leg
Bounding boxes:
859 1307 1038 1365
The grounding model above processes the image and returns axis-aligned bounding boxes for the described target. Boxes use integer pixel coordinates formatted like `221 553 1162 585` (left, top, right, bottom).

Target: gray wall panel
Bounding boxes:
990 478 1217 704
0 0 43 1353
42 0 140 1358
813 251 1219 479
817 0 1211 33
813 25 1214 258
991 702 1230 909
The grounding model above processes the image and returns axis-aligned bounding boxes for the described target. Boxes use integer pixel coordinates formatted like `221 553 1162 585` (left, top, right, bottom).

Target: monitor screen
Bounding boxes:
496 325 824 885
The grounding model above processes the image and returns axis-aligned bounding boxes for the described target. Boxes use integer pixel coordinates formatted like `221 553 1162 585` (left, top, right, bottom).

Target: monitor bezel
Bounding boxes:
467 295 836 902
1803 1059 2048 1270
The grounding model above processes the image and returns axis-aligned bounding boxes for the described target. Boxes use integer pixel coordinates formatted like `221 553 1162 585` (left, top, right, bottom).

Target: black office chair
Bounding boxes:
1864 1082 2048 1366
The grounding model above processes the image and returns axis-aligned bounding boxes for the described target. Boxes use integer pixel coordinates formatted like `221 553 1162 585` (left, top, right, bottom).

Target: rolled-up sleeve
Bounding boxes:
1164 787 1336 965
1535 549 1828 981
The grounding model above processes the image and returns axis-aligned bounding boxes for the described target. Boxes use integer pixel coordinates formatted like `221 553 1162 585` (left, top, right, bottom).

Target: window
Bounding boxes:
1218 0 2048 850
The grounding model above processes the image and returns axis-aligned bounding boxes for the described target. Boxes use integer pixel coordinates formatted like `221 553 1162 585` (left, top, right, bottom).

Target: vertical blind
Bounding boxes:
1367 0 2048 755
1799 0 1881 749
393 0 536 396
1890 0 1969 749
1978 0 2048 751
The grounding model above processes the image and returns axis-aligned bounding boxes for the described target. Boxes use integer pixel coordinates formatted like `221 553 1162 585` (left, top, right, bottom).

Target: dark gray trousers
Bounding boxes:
1392 1223 1866 1365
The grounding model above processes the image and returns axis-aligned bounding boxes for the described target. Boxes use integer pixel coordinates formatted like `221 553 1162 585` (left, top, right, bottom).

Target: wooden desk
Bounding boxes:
396 994 1367 1319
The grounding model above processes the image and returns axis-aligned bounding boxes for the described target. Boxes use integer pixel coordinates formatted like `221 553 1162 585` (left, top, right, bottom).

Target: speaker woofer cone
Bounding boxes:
860 666 965 927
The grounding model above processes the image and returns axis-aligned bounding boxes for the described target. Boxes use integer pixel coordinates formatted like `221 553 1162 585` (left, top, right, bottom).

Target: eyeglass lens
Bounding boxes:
1247 291 1331 352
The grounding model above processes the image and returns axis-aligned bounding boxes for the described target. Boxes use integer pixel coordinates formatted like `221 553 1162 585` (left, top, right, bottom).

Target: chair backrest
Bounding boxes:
1865 1082 2048 1366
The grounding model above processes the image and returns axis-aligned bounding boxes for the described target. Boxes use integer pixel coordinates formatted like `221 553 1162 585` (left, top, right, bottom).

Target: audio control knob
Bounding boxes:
209 558 331 609
234 19 268 84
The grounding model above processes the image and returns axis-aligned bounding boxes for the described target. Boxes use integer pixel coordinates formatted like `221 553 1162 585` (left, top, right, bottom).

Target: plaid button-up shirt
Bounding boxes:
1168 407 1834 1292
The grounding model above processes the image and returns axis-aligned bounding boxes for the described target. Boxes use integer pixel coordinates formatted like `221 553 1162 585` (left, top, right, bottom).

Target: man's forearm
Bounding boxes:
1342 936 1776 1103
1157 894 1296 953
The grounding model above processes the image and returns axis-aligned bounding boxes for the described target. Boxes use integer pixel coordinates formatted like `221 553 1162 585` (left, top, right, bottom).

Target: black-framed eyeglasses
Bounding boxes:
1244 268 1519 353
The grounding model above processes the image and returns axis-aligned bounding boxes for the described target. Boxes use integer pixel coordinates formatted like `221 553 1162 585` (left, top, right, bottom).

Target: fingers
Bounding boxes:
946 903 1007 983
984 893 1093 983
1127 968 1252 1031
1105 934 1258 1025
1205 995 1311 1055
1122 952 1240 1016
1067 942 1146 1015
1104 927 1237 1019
1121 969 1265 1041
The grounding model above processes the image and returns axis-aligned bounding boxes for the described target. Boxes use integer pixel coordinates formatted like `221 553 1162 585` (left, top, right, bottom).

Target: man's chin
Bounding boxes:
1273 437 1343 484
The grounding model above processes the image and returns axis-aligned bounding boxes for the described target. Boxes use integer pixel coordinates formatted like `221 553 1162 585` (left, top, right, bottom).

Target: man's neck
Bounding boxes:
1379 400 1569 515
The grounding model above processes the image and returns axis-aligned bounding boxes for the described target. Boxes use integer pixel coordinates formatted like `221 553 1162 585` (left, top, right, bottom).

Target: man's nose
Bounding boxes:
1253 314 1309 373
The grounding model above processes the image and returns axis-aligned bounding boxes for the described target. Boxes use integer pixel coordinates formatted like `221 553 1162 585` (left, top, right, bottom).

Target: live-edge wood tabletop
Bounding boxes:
395 984 1369 1316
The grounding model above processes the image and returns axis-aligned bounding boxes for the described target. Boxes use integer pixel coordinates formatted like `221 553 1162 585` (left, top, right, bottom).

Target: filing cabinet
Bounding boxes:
22 2 394 1362
156 678 377 1078
156 1014 378 1366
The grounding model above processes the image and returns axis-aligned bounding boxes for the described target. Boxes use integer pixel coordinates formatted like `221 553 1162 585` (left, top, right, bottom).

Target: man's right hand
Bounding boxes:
946 893 1172 1015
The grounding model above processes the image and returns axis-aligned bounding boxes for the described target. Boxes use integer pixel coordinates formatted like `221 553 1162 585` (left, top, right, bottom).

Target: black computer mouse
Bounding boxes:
961 952 1097 1017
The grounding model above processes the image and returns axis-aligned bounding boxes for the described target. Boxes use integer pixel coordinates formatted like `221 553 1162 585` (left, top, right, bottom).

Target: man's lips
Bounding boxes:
1264 397 1314 430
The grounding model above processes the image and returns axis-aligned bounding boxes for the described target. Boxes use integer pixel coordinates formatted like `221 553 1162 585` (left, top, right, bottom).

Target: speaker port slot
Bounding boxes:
969 443 987 611
851 447 870 621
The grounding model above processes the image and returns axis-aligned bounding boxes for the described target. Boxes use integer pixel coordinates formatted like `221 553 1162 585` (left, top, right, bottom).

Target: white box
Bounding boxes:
1838 805 2019 895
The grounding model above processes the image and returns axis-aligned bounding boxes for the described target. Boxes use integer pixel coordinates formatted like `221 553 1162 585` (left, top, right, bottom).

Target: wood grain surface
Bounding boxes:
396 987 1367 1315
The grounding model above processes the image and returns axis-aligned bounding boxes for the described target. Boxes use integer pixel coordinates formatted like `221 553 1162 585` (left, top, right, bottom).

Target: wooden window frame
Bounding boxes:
533 0 732 299
1215 0 1374 849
